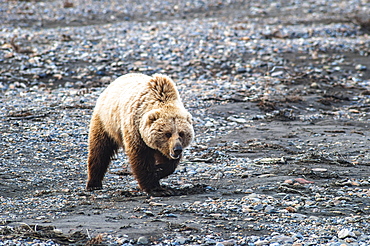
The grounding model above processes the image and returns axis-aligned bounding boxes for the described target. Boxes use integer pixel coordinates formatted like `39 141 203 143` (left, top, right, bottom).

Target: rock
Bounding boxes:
310 82 319 88
176 237 187 244
227 116 247 123
294 178 314 184
100 76 112 84
355 64 367 71
137 236 149 244
312 168 327 172
264 205 276 213
217 240 235 246
255 239 270 246
285 206 297 213
284 179 294 184
338 228 357 239
271 70 284 77
149 202 167 206
60 133 69 138
96 70 106 76
236 67 247 73
205 121 214 127
338 228 351 239
292 243 303 246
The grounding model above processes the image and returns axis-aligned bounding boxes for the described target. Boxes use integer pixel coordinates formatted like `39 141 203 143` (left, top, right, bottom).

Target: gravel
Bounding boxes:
1 0 370 245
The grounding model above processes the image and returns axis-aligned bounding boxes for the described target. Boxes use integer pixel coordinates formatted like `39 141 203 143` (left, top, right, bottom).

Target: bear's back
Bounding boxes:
101 73 179 106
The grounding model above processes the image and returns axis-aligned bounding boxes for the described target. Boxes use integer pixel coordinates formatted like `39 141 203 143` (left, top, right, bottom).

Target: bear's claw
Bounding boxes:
86 180 103 191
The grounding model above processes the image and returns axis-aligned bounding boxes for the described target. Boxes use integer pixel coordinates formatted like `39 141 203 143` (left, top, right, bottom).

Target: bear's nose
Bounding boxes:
173 145 182 158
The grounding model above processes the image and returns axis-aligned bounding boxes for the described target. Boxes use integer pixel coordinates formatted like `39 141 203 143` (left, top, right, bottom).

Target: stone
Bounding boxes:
137 236 149 244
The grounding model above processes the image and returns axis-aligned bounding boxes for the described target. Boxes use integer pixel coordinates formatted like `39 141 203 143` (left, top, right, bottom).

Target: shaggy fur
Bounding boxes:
86 73 194 196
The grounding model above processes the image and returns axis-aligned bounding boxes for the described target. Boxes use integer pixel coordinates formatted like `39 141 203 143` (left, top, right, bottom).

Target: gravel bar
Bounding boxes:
1 0 370 245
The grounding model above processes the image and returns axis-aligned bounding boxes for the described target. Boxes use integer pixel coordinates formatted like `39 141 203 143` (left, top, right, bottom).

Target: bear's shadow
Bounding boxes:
116 184 215 197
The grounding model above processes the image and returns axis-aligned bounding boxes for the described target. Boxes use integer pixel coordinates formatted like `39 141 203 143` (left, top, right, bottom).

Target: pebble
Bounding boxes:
1 0 370 246
59 132 69 138
255 239 270 246
355 64 367 71
227 116 247 123
176 237 187 244
337 228 355 239
137 236 149 244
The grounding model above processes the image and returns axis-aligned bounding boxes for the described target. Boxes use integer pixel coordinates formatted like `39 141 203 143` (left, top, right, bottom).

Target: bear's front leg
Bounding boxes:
127 147 176 196
86 115 119 191
154 151 180 179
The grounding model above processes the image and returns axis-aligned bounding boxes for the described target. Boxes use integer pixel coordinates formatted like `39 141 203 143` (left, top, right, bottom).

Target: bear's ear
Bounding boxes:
146 110 160 125
186 114 192 124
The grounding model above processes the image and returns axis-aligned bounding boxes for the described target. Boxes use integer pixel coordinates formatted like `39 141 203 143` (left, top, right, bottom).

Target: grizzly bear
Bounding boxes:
86 73 194 196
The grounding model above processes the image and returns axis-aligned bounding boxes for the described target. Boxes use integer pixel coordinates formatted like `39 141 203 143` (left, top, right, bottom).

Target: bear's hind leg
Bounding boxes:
86 115 119 191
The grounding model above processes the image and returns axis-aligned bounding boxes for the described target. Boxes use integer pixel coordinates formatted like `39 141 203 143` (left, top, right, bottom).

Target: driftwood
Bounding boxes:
10 35 34 54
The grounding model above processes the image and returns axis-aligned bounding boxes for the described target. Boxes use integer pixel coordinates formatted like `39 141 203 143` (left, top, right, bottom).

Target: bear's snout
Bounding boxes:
171 144 182 159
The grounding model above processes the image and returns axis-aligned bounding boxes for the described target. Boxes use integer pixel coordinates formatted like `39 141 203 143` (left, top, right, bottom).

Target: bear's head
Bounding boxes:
140 109 194 159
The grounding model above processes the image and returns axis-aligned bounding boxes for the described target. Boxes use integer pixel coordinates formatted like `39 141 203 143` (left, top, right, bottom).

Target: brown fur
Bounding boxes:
86 73 194 195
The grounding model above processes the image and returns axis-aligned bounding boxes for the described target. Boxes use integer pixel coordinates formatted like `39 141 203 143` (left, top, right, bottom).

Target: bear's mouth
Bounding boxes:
170 145 183 159
170 153 181 159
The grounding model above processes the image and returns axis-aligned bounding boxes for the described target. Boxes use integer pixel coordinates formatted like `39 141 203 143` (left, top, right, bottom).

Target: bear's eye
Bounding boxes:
165 133 172 138
179 132 185 138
